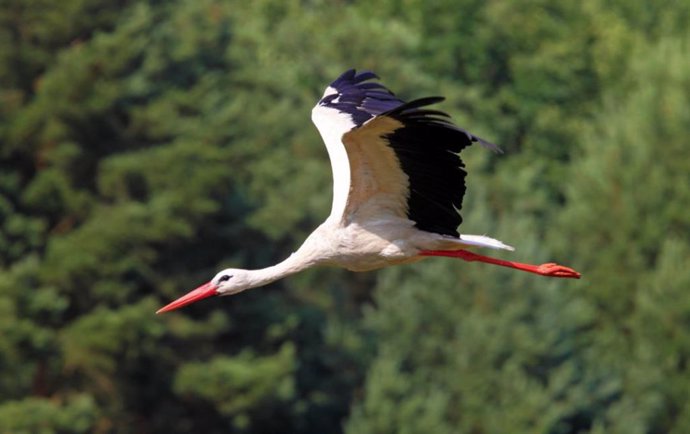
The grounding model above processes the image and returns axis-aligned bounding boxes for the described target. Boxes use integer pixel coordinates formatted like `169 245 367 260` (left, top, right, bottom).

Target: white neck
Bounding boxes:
246 253 312 288
239 232 327 291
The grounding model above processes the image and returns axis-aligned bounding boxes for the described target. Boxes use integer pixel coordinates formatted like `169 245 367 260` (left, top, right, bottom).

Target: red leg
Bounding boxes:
419 249 581 279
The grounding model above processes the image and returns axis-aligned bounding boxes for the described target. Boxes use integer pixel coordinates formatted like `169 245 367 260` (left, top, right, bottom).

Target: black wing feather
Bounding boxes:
381 98 500 237
321 69 500 237
321 69 406 126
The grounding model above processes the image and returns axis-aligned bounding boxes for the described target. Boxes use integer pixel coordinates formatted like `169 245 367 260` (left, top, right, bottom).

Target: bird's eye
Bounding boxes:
218 275 232 283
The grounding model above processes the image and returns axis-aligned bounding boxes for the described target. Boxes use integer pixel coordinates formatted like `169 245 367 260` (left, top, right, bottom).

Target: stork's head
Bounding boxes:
156 268 252 314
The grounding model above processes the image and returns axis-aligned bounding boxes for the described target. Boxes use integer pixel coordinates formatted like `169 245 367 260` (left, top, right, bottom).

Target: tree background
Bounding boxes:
1 1 689 433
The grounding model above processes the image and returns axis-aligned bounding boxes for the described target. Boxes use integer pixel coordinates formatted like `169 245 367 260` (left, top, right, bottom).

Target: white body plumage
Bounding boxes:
157 70 579 314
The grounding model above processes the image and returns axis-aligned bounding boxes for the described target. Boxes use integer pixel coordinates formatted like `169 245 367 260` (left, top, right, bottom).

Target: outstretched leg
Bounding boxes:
419 249 581 279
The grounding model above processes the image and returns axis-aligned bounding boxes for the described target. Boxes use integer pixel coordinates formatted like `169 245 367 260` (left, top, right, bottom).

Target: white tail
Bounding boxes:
459 234 515 251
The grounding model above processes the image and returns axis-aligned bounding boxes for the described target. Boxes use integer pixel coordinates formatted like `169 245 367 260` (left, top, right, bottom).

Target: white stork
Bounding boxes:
157 69 580 314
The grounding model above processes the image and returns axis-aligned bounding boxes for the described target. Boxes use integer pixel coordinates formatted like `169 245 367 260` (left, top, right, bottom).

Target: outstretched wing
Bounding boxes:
311 69 498 237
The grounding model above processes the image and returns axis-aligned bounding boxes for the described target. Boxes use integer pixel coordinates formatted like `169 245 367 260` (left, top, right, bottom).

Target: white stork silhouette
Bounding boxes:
158 69 579 313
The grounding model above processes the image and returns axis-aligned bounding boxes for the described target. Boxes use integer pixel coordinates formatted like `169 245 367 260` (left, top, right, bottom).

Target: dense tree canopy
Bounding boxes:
1 1 688 433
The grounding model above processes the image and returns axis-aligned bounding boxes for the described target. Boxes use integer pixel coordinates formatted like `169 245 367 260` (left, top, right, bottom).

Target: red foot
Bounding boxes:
534 263 581 279
419 249 581 279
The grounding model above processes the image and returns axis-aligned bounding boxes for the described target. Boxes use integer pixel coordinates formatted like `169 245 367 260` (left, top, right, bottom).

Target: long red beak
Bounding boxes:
156 281 219 314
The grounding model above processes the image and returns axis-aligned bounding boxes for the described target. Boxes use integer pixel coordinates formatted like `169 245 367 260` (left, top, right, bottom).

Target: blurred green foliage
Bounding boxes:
0 0 688 433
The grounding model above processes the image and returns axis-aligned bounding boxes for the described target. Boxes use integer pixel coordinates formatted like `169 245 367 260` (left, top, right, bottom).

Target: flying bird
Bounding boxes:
157 69 580 314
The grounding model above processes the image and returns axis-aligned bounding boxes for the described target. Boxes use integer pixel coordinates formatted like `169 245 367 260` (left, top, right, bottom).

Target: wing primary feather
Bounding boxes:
353 71 379 82
376 96 500 236
314 70 502 236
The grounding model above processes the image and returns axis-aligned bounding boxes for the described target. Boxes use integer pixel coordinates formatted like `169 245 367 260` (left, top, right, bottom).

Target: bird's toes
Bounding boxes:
537 263 581 279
